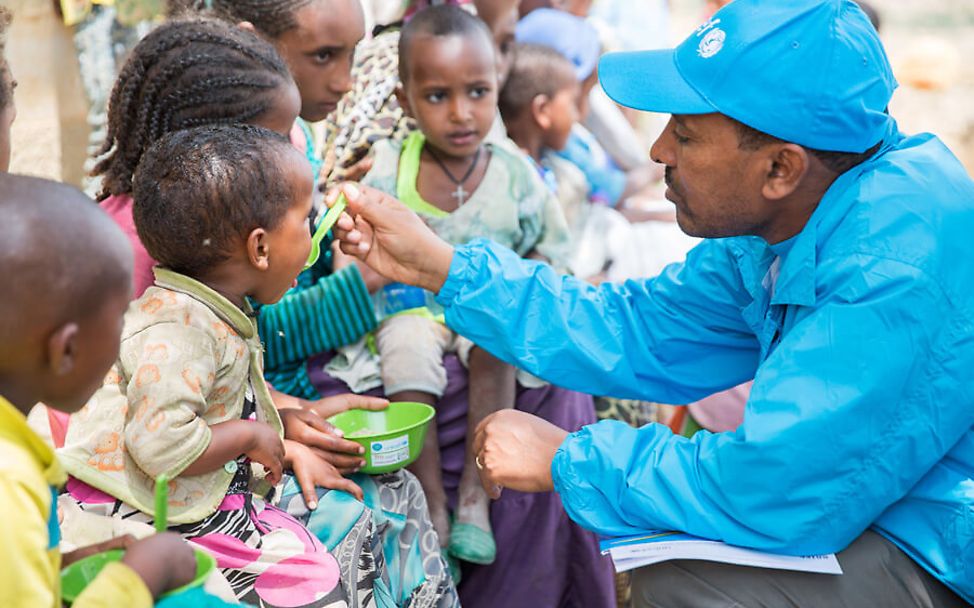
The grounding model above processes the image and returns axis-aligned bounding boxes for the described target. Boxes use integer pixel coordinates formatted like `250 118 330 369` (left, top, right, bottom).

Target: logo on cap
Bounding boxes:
698 28 726 58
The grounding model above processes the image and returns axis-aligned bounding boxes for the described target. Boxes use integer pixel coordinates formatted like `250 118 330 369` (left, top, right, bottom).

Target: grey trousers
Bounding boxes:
631 531 968 608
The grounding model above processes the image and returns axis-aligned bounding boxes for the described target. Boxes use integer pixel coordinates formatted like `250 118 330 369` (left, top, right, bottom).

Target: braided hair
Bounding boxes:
186 0 314 39
0 7 13 111
93 17 293 200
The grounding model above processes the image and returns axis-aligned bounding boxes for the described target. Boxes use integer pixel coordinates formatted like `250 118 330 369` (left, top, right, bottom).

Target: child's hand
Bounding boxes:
285 439 365 505
121 533 197 598
245 422 285 486
62 534 137 567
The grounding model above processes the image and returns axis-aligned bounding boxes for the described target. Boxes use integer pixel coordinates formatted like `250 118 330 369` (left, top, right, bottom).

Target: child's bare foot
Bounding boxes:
428 498 452 549
456 466 492 534
449 465 496 564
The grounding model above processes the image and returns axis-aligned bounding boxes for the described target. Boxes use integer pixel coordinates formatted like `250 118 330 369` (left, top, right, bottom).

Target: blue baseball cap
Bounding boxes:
516 8 601 81
598 0 896 153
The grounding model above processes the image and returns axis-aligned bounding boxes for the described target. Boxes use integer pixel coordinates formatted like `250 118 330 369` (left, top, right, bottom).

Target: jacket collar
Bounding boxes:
152 267 257 340
764 121 903 308
0 397 66 487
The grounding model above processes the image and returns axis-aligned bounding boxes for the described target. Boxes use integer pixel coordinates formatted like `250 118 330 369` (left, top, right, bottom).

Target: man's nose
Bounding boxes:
650 117 678 168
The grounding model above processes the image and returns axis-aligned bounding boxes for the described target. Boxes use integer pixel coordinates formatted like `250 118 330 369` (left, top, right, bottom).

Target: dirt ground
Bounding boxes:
5 0 973 184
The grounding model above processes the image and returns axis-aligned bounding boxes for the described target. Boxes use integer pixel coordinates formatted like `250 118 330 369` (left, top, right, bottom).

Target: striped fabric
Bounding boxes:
259 264 377 399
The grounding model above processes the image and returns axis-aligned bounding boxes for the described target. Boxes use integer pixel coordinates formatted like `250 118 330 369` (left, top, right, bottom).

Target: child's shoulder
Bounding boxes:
124 286 226 341
0 432 51 509
486 140 553 202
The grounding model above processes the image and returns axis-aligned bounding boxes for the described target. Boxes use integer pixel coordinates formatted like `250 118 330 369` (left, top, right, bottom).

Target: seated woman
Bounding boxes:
80 15 458 607
258 2 615 606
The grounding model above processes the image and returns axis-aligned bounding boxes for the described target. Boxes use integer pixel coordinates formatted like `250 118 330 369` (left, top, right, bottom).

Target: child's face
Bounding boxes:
47 286 131 413
274 0 365 122
400 34 498 160
473 0 518 87
252 154 315 305
252 79 302 137
541 80 581 152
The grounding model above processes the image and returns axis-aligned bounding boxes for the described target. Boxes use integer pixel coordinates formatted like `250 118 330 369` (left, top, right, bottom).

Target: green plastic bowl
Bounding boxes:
61 547 216 603
329 401 435 474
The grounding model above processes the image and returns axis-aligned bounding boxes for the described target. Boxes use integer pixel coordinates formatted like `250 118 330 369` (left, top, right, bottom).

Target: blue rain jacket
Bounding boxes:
434 125 974 602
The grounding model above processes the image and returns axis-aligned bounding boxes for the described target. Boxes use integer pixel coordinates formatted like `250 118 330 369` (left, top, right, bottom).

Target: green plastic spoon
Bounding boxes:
155 474 168 533
305 193 348 270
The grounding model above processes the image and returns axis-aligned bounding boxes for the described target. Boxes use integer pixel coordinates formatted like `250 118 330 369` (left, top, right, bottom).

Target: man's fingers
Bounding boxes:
471 416 490 458
477 465 503 500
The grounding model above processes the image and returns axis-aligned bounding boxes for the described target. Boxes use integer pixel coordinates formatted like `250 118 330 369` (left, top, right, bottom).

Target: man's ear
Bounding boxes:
762 143 809 201
47 323 79 377
237 21 257 34
395 84 413 119
530 94 552 130
247 228 271 271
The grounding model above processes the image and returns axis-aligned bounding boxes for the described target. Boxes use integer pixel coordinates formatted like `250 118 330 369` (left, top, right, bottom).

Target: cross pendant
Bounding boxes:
452 184 467 206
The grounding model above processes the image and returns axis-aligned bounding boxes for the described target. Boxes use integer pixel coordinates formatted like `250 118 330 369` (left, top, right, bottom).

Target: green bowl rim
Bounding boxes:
61 547 216 603
331 401 436 440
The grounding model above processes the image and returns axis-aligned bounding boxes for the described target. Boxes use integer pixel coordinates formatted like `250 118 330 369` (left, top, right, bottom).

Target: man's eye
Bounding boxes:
426 91 446 103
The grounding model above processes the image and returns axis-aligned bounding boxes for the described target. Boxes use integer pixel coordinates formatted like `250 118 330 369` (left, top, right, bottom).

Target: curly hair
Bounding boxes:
92 18 293 200
399 4 493 83
184 0 314 38
0 7 13 111
133 124 299 278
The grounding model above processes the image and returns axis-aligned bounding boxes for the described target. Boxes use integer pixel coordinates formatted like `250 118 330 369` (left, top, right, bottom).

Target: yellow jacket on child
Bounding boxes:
0 395 151 607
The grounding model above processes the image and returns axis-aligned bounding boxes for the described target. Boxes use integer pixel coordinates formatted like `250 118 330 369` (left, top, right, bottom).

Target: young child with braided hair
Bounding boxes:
94 17 301 298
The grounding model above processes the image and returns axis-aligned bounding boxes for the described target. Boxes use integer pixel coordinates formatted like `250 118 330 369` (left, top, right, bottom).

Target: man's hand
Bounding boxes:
471 410 569 498
329 183 455 293
332 242 389 293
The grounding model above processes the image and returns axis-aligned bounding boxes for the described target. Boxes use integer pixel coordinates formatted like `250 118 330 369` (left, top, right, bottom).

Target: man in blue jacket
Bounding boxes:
332 0 973 604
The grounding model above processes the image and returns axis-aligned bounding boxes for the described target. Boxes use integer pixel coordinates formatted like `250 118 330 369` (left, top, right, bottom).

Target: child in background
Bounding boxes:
326 0 521 184
60 125 358 608
0 174 197 607
360 5 571 566
501 42 640 282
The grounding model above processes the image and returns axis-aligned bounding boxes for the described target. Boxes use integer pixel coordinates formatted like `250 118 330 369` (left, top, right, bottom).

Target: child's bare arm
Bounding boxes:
180 420 285 485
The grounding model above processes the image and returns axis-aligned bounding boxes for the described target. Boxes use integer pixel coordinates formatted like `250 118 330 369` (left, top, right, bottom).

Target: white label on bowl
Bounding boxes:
371 434 410 467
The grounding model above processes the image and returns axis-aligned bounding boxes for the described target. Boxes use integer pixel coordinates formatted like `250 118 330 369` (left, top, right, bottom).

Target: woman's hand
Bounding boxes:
305 393 389 420
279 407 365 473
278 394 387 473
472 410 569 498
329 183 455 293
285 440 365 505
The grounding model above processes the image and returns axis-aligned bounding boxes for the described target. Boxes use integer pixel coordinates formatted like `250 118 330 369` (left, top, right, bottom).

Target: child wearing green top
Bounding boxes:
359 6 571 567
